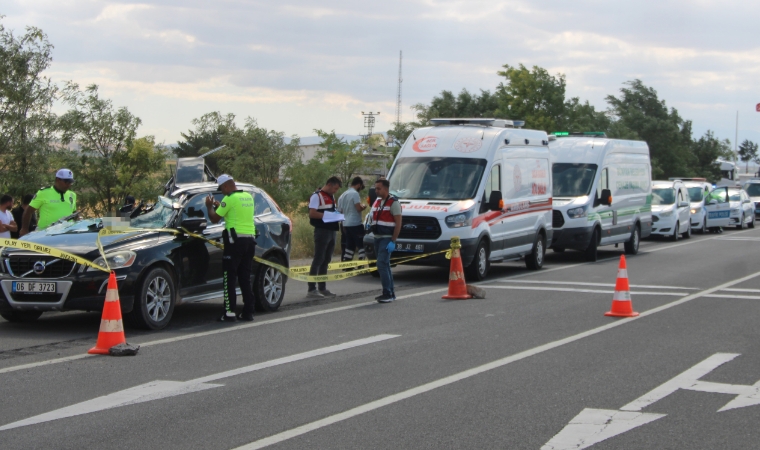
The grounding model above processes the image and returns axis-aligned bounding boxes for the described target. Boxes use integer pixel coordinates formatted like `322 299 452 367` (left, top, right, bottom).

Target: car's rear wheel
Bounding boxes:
525 232 546 270
254 254 286 312
465 240 490 281
0 311 43 323
125 267 175 330
624 225 640 255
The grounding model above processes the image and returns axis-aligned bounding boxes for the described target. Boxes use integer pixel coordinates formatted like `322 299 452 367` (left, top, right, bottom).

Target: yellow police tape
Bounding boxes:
0 237 109 273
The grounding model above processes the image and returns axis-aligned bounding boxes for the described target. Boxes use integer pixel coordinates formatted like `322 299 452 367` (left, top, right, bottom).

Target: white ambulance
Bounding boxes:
363 118 552 280
549 134 652 260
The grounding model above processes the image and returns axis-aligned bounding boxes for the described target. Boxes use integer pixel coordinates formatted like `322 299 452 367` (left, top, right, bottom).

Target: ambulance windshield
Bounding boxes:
552 163 597 197
390 157 487 200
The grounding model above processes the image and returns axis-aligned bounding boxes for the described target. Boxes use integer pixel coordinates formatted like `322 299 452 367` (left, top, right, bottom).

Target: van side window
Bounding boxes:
480 164 501 213
597 168 609 199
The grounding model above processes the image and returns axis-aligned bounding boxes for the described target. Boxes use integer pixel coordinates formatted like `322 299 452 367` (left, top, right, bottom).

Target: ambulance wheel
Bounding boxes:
624 225 640 255
254 254 285 312
525 232 545 270
465 240 490 281
585 229 599 262
126 267 175 330
682 222 691 239
0 311 43 323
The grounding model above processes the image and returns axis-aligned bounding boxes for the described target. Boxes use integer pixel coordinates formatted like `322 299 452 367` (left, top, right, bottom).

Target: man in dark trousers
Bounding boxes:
370 178 402 303
337 176 367 264
206 174 257 322
11 194 35 239
307 176 342 298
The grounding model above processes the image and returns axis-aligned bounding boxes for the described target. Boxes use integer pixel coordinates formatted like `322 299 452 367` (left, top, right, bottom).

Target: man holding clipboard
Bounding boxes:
307 176 343 298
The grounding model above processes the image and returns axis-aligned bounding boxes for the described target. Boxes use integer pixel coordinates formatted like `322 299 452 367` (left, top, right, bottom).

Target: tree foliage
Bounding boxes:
175 111 236 174
0 18 58 197
738 139 759 173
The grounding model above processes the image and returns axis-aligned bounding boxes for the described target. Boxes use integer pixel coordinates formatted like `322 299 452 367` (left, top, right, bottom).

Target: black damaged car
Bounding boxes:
0 180 291 330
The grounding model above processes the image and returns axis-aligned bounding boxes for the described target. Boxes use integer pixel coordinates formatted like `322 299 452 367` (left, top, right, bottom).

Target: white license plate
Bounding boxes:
396 243 424 253
11 281 58 293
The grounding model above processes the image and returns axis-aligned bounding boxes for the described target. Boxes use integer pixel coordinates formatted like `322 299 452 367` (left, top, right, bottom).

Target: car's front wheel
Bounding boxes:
254 255 286 312
125 267 175 330
737 214 745 230
750 214 756 229
0 311 43 323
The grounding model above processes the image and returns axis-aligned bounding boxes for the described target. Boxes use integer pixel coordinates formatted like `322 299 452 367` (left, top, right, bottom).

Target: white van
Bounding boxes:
651 180 692 240
549 135 652 260
363 118 552 280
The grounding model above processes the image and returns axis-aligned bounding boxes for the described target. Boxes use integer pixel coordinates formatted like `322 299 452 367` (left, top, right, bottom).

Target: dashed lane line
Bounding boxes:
497 280 697 290
484 285 686 296
234 268 760 449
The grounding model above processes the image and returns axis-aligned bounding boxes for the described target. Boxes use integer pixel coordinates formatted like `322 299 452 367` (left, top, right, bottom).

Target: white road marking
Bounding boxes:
484 285 686 297
497 280 697 290
719 288 760 293
545 353 760 449
704 294 760 300
234 269 760 450
717 237 760 241
0 334 398 431
541 409 666 450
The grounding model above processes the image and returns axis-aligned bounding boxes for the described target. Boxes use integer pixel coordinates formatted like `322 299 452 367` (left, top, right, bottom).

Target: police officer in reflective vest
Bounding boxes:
206 174 257 322
307 176 342 298
20 168 77 236
370 178 402 303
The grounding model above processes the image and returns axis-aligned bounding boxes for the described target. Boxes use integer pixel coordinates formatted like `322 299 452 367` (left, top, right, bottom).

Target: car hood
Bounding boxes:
652 205 675 213
3 221 161 258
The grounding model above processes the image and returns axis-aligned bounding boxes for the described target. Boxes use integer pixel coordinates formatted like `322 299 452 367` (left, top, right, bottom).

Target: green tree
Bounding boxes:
58 83 146 214
494 64 567 132
738 139 759 174
606 79 693 179
118 136 170 203
690 130 733 181
0 18 58 198
175 112 237 174
563 98 611 133
410 89 499 126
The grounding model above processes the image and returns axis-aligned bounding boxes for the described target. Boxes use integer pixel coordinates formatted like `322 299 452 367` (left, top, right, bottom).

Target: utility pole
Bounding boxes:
395 51 403 128
362 111 380 143
735 110 739 167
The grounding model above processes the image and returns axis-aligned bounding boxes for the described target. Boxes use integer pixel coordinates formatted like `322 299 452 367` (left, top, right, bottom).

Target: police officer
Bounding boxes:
205 174 257 322
20 168 77 236
370 178 402 303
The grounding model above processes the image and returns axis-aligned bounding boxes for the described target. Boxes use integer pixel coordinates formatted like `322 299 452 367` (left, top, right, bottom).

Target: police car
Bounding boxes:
726 187 755 229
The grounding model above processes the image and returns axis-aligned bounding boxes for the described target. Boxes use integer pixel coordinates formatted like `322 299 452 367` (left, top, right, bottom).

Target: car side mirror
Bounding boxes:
678 201 689 208
488 191 503 211
180 218 207 233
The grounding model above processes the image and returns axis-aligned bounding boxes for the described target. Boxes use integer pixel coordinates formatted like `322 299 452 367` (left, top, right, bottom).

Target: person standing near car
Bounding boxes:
337 177 367 264
20 169 77 236
205 174 257 322
370 178 402 303
11 194 35 239
0 195 17 239
307 176 342 298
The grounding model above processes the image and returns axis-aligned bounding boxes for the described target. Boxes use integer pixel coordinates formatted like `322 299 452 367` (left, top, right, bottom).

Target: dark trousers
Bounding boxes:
308 228 336 291
341 225 366 261
223 237 256 315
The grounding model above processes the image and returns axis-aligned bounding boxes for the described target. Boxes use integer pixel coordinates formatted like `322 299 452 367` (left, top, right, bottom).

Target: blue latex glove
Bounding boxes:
386 241 396 253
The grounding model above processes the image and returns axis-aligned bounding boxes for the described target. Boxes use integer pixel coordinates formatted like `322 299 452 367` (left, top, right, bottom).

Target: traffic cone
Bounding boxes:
88 272 127 354
604 255 639 317
442 237 472 300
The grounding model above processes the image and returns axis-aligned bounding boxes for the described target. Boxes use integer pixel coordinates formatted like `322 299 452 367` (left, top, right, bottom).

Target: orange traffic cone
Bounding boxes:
605 255 639 317
442 237 472 300
88 272 128 354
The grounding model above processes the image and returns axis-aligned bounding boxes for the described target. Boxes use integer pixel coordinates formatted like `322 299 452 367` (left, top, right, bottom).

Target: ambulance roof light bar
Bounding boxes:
551 131 607 137
430 118 525 128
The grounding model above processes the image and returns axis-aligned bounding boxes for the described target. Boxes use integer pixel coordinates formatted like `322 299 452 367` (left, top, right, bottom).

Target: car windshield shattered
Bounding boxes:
130 196 176 229
652 188 676 205
390 157 487 200
552 163 597 197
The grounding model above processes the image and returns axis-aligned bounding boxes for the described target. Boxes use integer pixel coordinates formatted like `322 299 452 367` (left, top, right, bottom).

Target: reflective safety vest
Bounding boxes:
371 196 398 236
310 190 339 231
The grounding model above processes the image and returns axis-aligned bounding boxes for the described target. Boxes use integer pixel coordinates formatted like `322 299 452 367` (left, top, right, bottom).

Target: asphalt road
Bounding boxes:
2 227 760 449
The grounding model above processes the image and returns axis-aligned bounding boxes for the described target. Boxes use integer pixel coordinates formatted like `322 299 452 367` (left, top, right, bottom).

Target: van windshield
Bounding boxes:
552 163 597 197
652 188 675 205
390 157 487 200
687 187 704 202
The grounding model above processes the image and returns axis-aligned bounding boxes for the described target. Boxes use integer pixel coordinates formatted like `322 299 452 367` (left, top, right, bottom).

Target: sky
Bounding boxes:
3 0 759 147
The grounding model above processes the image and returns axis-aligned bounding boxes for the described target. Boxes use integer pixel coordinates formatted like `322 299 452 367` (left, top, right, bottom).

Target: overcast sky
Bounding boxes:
4 0 759 147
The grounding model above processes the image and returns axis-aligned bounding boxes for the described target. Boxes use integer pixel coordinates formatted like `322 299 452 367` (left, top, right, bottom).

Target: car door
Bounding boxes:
705 187 731 228
677 188 690 233
177 193 225 297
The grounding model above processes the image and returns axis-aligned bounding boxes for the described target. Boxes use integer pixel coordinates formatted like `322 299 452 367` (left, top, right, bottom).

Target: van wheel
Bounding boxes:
125 267 175 330
682 222 691 239
0 311 43 323
525 233 545 270
585 229 599 262
254 254 286 312
465 240 490 281
671 222 680 241
624 225 640 255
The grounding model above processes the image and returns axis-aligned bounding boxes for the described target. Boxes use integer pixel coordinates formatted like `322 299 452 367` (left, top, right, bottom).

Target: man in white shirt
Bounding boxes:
337 177 367 263
0 195 18 239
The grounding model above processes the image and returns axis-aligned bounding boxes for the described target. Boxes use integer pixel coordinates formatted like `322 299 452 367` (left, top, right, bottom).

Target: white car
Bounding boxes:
742 180 760 219
726 188 755 229
651 180 691 240
683 180 712 233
